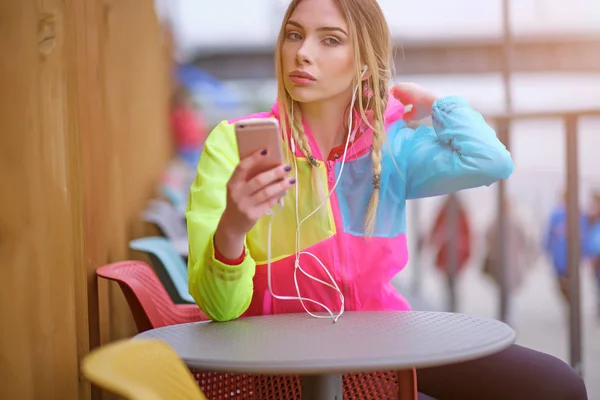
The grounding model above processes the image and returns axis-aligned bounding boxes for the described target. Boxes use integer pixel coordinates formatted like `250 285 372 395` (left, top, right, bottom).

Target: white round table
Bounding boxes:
136 311 516 399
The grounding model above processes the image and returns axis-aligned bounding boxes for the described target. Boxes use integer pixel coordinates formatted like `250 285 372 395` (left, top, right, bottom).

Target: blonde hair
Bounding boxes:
275 0 392 234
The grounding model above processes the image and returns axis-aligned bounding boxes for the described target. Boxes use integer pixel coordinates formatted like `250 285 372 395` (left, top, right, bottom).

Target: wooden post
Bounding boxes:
564 115 583 376
0 0 173 398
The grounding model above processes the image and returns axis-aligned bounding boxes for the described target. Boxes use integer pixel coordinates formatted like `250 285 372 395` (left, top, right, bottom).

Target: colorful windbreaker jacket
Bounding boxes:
186 95 514 321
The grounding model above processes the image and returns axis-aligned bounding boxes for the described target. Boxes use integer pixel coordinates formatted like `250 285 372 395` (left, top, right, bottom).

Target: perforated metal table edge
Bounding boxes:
136 311 516 399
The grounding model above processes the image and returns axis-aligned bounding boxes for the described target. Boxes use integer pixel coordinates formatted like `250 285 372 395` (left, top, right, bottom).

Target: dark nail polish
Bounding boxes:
289 178 297 184
260 149 268 156
284 165 292 172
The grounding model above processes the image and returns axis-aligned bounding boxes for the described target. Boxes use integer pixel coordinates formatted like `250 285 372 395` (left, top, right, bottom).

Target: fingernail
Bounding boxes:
289 178 296 184
284 165 292 172
260 149 268 156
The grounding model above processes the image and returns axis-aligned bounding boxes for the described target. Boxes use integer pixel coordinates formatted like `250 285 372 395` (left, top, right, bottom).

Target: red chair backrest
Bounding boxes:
96 261 206 332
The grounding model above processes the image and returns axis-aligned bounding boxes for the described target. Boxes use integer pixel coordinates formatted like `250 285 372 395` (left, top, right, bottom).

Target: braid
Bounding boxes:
365 118 384 234
289 101 325 209
364 73 388 235
290 103 319 167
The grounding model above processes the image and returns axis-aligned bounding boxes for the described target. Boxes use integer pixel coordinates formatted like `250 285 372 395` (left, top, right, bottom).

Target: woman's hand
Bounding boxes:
391 82 441 122
214 149 295 259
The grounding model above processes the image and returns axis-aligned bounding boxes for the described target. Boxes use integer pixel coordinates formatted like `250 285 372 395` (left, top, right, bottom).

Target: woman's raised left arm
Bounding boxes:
391 83 514 199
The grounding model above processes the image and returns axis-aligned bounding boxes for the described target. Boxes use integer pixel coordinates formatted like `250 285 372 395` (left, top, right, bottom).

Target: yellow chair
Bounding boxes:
82 339 207 400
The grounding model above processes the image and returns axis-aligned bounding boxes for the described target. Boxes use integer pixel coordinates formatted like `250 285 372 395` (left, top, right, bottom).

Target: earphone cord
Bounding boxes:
266 73 363 323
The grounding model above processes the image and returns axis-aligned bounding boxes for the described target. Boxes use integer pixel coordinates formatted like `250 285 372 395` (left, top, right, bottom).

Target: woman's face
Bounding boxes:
281 0 356 104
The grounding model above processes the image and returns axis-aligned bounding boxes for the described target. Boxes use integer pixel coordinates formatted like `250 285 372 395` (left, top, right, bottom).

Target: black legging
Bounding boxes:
416 344 587 400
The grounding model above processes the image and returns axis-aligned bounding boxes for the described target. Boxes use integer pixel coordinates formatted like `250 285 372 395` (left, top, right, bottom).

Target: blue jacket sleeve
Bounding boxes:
399 96 514 199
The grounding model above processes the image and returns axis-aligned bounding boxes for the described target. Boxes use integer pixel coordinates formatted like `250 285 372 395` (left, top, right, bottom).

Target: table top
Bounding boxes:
135 311 516 375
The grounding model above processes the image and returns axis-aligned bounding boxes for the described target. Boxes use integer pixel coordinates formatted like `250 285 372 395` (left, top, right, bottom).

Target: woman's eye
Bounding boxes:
323 37 341 46
287 32 302 41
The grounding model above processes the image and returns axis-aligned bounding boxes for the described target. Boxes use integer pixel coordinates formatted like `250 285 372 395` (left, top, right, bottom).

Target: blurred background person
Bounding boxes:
482 198 538 326
585 191 600 320
543 192 590 309
170 84 208 168
424 193 472 312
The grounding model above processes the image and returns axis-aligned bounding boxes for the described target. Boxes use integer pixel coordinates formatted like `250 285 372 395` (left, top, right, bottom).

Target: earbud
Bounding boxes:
361 65 368 76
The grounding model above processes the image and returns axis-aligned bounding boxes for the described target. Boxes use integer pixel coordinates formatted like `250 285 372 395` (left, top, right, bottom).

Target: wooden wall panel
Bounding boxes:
0 0 173 398
0 1 82 398
101 0 172 341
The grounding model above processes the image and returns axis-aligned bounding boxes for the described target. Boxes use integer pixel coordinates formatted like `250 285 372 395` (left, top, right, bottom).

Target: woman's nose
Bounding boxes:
295 41 314 65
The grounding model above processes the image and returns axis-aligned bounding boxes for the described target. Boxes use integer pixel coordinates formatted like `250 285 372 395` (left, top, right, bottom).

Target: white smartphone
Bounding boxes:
234 118 285 180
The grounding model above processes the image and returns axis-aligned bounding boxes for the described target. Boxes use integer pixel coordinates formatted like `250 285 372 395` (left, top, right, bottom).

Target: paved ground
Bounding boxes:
394 256 600 399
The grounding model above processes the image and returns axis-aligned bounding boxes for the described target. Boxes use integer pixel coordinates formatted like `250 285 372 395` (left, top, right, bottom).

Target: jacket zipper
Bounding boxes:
326 160 349 310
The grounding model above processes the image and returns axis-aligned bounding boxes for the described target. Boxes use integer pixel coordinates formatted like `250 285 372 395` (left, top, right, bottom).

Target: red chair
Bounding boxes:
96 261 416 399
96 261 205 331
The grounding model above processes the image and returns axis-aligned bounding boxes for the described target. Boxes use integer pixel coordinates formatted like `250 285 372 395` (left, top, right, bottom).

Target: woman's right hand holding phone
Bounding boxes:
214 149 296 259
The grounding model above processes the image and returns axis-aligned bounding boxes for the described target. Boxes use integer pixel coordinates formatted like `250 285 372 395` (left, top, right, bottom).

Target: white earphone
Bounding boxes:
266 68 369 323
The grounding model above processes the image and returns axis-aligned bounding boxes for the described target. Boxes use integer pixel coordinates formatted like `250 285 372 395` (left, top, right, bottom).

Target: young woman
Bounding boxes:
186 0 587 398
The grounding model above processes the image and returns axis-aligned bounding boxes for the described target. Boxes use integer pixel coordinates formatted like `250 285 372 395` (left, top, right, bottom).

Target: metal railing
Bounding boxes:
494 0 600 375
417 108 600 377
494 109 600 376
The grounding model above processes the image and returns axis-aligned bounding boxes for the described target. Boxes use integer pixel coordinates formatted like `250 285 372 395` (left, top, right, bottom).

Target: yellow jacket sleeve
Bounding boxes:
186 121 256 321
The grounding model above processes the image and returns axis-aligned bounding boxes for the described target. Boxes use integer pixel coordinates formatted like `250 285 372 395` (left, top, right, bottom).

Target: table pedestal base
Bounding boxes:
397 369 417 400
301 373 343 400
